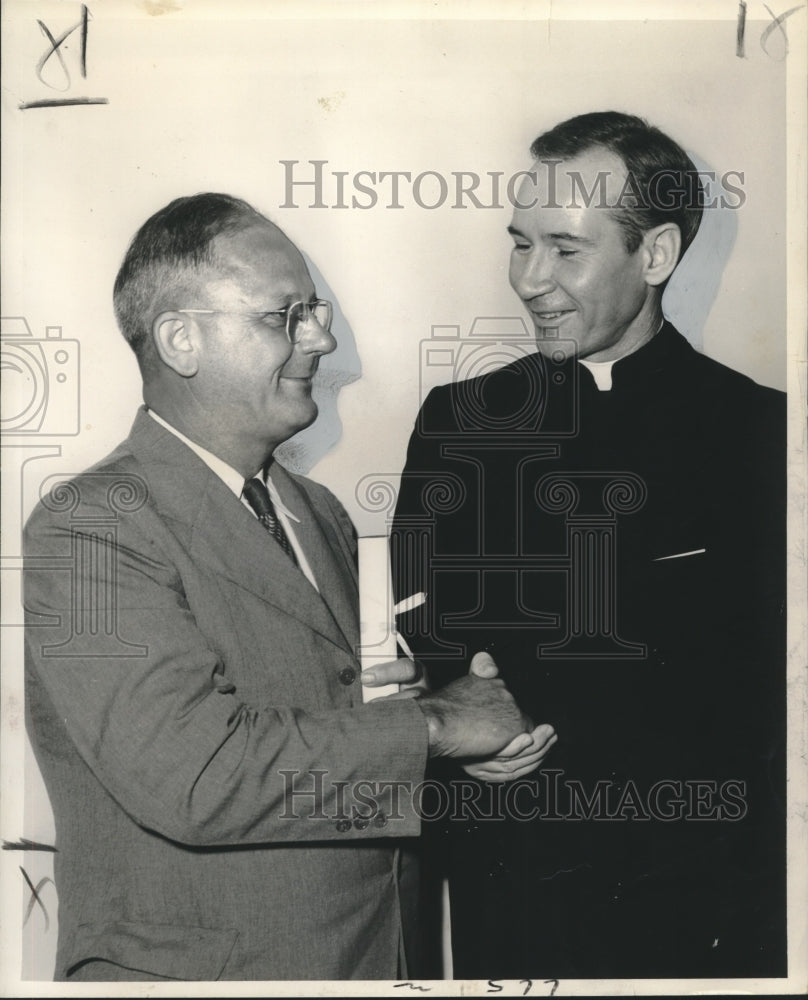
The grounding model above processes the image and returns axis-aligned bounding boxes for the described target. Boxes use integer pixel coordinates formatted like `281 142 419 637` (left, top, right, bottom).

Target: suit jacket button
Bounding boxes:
339 667 357 686
354 816 370 830
335 818 352 833
373 812 388 829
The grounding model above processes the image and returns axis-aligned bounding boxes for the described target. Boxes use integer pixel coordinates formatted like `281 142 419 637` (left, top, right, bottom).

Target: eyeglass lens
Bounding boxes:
288 301 332 341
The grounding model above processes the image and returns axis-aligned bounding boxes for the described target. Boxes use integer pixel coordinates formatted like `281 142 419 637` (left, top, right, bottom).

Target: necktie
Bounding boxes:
242 477 298 566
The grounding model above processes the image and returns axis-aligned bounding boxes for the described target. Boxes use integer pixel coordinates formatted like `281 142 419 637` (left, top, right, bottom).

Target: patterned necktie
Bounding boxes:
242 477 298 566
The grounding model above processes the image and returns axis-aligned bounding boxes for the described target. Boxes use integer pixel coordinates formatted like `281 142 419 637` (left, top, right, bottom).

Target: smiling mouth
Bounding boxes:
532 309 573 321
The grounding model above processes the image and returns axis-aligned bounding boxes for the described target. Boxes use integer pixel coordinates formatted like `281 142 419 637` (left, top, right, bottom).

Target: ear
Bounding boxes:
152 312 199 378
641 223 681 287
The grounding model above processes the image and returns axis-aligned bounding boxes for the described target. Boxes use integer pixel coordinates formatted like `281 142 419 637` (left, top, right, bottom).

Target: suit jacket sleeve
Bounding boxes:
24 473 428 848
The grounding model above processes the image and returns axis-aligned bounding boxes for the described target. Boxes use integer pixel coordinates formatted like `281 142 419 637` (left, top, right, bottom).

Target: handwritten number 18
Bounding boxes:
737 0 805 59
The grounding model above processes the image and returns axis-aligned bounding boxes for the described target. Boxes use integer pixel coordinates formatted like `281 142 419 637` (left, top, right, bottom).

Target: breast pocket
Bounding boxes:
647 546 714 647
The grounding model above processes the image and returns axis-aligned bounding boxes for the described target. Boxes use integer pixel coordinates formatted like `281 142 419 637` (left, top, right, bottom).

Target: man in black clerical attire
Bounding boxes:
392 112 786 979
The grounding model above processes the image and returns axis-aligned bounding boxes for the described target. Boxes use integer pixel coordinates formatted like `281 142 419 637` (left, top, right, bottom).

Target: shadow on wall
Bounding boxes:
275 252 362 475
662 153 738 353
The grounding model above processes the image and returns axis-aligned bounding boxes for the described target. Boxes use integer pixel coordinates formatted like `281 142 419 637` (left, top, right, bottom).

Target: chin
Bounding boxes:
292 403 319 435
534 337 579 359
268 404 319 449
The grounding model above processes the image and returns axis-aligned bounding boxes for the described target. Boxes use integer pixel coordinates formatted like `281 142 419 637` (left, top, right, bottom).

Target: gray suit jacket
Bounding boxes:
24 408 427 981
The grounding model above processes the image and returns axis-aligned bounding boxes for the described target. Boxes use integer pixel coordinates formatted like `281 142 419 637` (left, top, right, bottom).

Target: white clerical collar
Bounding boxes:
146 409 299 522
577 358 615 391
577 319 665 392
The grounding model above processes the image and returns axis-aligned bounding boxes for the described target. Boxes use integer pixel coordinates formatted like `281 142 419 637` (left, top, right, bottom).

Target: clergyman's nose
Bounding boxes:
511 249 557 300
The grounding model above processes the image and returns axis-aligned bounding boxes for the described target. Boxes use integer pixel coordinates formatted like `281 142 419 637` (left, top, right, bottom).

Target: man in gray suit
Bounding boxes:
23 193 535 982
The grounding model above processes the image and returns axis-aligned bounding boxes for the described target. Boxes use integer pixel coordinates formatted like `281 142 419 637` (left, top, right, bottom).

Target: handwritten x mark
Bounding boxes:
20 867 54 932
36 5 89 91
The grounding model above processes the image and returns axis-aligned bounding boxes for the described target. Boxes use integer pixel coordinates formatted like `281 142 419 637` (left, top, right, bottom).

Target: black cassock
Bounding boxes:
392 323 786 979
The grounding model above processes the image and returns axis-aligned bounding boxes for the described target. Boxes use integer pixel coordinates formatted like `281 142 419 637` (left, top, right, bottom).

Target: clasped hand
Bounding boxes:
360 651 556 781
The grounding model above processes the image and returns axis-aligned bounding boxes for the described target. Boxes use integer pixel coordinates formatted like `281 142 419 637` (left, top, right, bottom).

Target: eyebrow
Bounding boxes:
506 225 596 247
266 293 319 309
547 232 596 246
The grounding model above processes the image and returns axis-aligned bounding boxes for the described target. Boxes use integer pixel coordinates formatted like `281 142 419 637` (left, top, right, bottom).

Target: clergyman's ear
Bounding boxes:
641 223 681 287
152 312 199 377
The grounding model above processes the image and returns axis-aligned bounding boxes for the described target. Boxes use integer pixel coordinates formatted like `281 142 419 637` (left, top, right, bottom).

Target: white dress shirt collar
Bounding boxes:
147 408 317 588
147 409 298 519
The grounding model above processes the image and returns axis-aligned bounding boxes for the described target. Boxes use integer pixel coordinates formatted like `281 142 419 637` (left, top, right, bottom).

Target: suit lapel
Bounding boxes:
126 409 354 655
270 462 359 655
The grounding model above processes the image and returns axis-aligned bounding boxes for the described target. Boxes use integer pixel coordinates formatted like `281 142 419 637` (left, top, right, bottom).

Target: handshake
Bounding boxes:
361 652 557 782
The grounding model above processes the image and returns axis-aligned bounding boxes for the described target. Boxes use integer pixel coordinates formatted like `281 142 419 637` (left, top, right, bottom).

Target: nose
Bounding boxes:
296 314 337 357
509 247 557 301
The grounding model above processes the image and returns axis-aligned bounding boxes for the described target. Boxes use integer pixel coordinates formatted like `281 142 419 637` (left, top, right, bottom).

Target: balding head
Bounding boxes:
113 193 269 373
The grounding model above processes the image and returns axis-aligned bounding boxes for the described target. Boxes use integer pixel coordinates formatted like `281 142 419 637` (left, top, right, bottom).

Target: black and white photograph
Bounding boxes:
1 1 805 995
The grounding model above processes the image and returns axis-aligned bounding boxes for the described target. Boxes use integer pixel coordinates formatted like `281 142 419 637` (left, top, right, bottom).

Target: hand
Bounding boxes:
462 723 557 782
467 650 500 679
462 651 556 779
416 654 533 758
360 657 429 700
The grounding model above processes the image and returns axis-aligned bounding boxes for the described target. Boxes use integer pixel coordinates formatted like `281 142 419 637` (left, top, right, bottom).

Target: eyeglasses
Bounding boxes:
176 299 333 344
